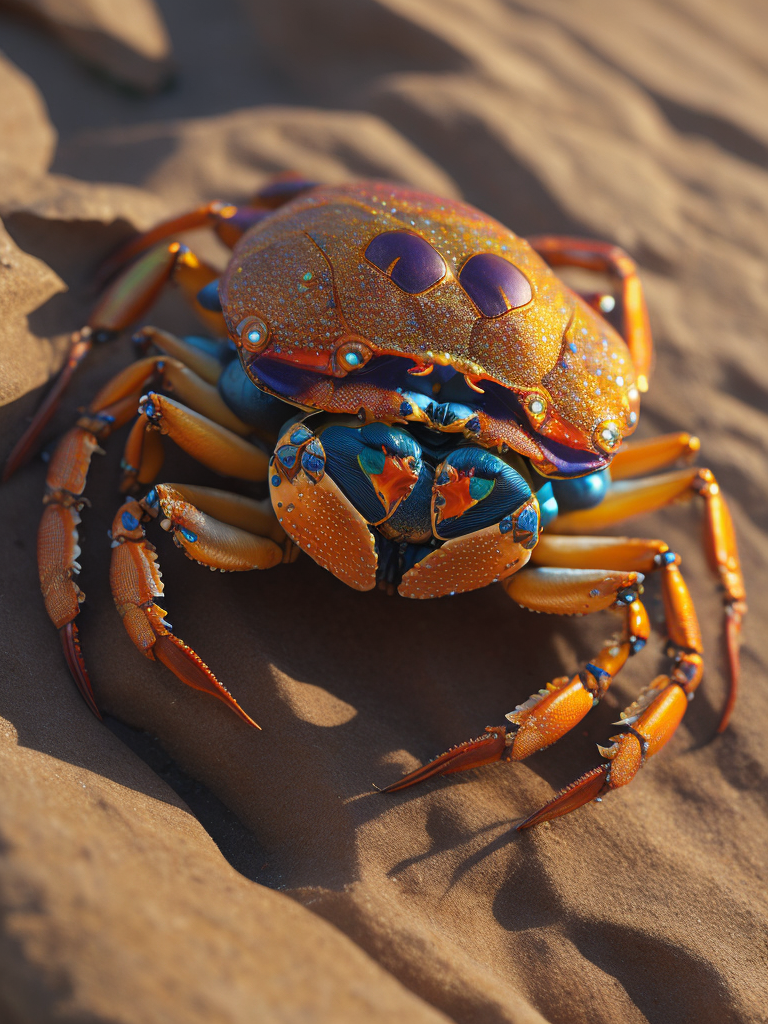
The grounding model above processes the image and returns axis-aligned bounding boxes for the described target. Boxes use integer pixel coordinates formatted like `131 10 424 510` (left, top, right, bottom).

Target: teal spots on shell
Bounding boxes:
358 447 387 478
179 527 198 543
271 475 281 487
302 271 313 281
468 477 495 502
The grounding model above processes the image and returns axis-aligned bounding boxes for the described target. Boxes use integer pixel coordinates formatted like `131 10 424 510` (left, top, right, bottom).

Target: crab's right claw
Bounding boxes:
381 727 507 792
516 764 609 830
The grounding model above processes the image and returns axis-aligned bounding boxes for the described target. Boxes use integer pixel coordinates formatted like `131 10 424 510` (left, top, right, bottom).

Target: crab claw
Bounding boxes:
382 726 507 792
516 764 609 830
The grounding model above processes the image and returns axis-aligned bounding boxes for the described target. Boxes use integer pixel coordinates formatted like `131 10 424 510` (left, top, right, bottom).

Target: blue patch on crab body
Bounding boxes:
552 468 611 511
534 481 559 529
196 279 223 312
512 503 539 548
218 357 294 433
182 335 237 364
276 444 299 469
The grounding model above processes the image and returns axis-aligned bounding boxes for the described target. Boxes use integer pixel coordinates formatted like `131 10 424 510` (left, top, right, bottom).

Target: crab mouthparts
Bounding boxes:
245 351 608 477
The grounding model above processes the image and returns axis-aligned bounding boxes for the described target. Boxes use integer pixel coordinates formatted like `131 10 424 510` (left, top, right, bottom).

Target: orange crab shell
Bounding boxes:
220 181 638 469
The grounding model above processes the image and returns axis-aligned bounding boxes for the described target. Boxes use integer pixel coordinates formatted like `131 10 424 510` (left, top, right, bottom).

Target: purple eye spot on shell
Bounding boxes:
459 253 532 317
365 231 446 294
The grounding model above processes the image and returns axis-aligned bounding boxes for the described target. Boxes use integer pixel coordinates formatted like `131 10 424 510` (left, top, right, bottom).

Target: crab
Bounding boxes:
6 177 745 829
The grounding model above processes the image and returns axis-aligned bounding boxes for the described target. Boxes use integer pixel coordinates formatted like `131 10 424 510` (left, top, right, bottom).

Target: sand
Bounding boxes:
0 1 767 1021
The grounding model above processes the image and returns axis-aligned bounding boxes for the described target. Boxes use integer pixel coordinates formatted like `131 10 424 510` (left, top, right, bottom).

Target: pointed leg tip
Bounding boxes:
716 705 734 734
153 633 260 730
517 764 610 830
3 438 36 482
60 623 102 720
380 777 416 794
717 605 742 734
381 728 508 794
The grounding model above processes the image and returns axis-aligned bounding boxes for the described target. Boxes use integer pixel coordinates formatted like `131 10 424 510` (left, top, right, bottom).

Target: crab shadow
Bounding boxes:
1 415 728 894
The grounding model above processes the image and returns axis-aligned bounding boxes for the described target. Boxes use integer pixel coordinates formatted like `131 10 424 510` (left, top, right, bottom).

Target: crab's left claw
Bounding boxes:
516 764 609 830
381 726 508 792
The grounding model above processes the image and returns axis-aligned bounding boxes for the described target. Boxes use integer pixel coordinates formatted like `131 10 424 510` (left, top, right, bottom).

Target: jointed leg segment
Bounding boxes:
109 495 262 728
384 530 710 829
549 465 745 730
121 393 269 492
383 570 649 793
152 483 296 571
33 314 282 721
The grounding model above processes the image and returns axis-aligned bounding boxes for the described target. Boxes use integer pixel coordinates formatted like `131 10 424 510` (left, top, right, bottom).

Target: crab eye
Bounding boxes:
238 316 269 353
459 253 532 317
336 340 373 373
525 394 547 424
594 419 622 453
365 231 446 294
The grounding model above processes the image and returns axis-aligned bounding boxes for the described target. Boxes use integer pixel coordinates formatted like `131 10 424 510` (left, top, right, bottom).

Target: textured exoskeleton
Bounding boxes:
8 178 745 828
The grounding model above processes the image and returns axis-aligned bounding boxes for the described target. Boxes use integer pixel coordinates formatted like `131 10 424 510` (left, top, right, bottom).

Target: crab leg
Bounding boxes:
3 241 225 479
98 176 318 284
2 330 93 483
609 432 700 481
120 393 269 492
109 497 261 728
517 561 703 829
33 326 260 714
532 534 673 573
152 483 297 569
382 569 647 792
133 326 225 385
96 202 267 285
528 235 653 392
549 467 745 730
36 369 165 715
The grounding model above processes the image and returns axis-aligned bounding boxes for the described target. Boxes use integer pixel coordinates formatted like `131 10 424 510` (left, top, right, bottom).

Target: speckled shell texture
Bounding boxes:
220 182 637 445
